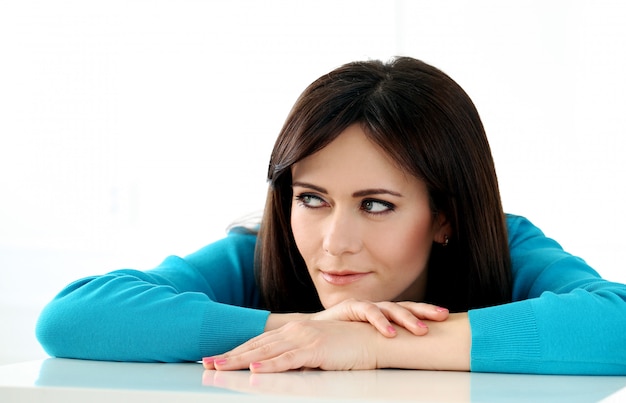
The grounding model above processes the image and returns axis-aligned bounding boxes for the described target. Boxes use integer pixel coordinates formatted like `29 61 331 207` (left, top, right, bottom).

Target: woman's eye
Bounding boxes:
296 194 326 208
361 199 394 214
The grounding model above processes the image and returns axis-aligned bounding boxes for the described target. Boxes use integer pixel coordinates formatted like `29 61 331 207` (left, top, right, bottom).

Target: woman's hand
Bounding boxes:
203 313 471 372
310 299 449 337
202 300 452 373
202 313 470 373
203 320 383 372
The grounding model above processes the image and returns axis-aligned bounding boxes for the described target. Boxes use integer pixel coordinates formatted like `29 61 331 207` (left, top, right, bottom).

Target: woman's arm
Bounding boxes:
203 312 469 372
376 312 470 371
468 215 626 375
36 232 270 362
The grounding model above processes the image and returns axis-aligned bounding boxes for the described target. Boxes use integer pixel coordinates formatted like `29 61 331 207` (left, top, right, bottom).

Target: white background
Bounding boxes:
1 0 625 364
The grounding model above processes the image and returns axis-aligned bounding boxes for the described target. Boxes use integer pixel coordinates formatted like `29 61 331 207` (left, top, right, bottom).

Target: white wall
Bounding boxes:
1 0 625 364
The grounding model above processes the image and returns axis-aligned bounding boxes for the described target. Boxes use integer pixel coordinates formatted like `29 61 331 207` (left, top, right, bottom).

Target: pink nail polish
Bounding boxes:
387 325 396 334
214 358 228 366
417 321 428 328
436 307 448 312
202 357 215 365
250 362 262 369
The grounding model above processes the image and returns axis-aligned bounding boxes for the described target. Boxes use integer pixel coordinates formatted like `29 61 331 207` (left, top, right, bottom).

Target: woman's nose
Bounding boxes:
322 210 362 256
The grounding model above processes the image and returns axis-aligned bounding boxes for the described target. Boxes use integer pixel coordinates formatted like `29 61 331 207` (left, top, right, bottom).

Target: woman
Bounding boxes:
36 57 626 375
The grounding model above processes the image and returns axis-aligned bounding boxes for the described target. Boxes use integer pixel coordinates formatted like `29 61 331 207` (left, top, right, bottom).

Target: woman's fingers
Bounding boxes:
203 320 380 373
373 301 429 336
377 302 450 336
352 301 449 336
246 349 310 373
346 300 401 337
311 299 449 337
203 332 287 370
203 323 314 371
208 343 296 371
394 301 449 321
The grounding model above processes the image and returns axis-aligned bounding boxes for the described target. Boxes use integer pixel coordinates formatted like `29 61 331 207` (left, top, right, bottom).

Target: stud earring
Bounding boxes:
442 235 449 247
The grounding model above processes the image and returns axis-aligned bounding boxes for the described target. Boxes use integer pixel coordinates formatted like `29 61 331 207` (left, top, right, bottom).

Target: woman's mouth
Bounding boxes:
320 271 370 285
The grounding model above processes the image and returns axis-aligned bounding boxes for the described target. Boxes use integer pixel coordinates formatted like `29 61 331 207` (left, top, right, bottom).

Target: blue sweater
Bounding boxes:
35 215 626 375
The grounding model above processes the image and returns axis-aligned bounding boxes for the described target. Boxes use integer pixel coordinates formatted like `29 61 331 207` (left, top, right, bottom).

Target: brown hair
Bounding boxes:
255 57 512 313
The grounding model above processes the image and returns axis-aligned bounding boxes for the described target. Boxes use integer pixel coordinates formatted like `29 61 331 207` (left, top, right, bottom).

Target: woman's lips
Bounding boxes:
320 271 370 285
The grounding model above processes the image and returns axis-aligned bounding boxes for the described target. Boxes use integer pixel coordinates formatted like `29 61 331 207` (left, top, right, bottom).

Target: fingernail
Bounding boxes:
202 357 215 366
436 307 448 312
214 358 228 366
387 325 396 334
250 362 262 369
417 321 428 328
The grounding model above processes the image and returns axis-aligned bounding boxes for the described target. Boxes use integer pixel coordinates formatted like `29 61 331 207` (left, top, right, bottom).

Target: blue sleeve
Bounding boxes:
35 232 270 362
469 215 626 375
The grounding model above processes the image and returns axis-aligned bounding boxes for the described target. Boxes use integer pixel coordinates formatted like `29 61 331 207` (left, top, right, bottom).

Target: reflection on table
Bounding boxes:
1 358 625 402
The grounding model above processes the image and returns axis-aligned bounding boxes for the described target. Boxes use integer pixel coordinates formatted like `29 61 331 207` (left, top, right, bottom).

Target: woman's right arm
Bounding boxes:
35 232 270 362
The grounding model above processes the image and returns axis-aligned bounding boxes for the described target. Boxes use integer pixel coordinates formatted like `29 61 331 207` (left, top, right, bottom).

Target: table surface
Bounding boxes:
1 358 626 402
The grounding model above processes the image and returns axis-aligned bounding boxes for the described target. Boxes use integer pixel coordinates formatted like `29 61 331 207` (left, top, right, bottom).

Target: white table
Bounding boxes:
1 358 626 402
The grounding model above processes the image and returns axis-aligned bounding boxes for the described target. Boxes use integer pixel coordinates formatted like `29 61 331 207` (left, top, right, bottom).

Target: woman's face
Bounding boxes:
290 124 450 308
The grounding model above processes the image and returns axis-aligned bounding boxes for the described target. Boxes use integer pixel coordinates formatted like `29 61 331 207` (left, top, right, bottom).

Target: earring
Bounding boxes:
442 235 449 247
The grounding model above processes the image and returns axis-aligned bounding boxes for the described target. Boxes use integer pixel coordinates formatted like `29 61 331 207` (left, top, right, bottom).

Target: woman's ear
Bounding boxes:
433 212 453 245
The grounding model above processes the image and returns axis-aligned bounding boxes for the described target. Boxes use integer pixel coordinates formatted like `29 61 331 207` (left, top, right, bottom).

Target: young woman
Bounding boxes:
36 57 626 375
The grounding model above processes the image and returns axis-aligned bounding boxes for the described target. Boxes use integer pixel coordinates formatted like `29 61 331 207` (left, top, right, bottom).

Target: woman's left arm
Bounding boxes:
468 215 626 375
375 312 471 371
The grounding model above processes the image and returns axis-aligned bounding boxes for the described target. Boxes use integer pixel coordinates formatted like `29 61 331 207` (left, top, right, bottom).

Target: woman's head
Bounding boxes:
256 56 512 313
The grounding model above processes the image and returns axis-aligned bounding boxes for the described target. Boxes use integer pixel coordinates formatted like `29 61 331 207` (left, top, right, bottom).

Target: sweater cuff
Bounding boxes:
469 300 541 373
199 303 270 357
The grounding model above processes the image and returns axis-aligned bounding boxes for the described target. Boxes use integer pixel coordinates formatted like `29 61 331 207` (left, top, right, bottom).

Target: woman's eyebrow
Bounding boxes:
292 182 402 198
352 189 403 198
292 182 328 194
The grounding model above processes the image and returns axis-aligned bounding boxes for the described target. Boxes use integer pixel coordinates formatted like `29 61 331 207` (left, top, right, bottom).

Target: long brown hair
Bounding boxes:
255 57 512 313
